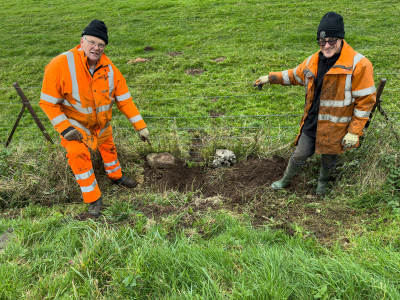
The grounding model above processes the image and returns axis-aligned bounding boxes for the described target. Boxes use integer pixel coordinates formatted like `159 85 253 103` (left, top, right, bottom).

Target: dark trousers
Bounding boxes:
289 132 338 169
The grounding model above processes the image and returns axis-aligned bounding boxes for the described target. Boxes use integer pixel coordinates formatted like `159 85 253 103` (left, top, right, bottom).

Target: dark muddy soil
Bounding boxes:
140 156 367 244
143 156 288 204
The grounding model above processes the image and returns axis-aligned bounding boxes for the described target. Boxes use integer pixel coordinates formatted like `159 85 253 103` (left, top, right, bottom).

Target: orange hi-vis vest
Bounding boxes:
269 40 376 154
39 45 146 150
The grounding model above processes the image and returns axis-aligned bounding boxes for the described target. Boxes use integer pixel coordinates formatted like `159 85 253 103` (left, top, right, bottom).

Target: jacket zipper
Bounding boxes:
87 63 103 134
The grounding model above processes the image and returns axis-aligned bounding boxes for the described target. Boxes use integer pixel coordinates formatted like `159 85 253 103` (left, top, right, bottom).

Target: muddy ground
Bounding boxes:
70 155 371 245
136 156 368 245
143 156 288 204
1 156 373 246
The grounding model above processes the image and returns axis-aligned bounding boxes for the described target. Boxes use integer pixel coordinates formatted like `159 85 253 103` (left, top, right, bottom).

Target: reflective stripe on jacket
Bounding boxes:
39 45 146 150
269 40 376 154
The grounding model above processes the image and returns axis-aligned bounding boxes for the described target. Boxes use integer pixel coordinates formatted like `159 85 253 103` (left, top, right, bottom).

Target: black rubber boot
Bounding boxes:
271 163 302 190
111 175 138 188
88 197 103 217
316 166 331 196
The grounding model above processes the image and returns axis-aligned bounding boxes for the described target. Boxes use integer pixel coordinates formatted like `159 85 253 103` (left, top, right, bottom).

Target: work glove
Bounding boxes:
138 128 151 145
63 128 83 142
253 75 269 90
342 132 358 150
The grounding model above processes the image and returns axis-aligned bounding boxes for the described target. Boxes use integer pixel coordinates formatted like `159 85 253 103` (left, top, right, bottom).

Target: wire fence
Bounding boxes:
0 112 301 150
1 76 399 151
0 91 302 105
0 71 399 90
1 88 400 106
2 111 398 152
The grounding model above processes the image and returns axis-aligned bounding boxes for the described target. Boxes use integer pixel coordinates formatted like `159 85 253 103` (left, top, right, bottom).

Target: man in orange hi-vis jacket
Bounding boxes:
40 20 151 216
254 12 376 195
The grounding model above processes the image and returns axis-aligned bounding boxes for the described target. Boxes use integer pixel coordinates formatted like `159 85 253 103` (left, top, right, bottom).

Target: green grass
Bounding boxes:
1 0 399 146
1 0 400 299
1 204 400 299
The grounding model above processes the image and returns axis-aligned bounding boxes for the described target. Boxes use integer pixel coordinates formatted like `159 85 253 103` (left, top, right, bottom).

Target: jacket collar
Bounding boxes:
73 45 112 68
318 48 341 68
327 40 357 73
307 40 356 76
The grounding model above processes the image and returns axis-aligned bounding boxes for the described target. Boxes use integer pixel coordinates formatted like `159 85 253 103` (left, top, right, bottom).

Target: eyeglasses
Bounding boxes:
317 38 338 46
83 36 105 49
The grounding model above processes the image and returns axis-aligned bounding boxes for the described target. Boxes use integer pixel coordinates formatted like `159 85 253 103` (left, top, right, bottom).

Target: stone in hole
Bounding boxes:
147 152 176 169
212 149 236 168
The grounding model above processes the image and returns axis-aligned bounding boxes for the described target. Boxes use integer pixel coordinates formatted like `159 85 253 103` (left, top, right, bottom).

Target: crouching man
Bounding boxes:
254 12 376 195
40 20 151 216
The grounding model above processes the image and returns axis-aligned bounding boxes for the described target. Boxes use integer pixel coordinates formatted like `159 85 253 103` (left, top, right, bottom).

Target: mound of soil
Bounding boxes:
212 57 227 62
185 68 204 75
128 57 153 64
167 51 183 57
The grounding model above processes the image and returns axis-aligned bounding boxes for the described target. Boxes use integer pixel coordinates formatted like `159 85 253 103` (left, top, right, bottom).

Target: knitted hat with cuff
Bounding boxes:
82 19 108 45
317 12 345 40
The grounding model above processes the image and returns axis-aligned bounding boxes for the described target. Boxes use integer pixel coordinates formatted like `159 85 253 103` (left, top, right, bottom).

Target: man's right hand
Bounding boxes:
138 128 151 145
64 129 83 142
254 75 269 90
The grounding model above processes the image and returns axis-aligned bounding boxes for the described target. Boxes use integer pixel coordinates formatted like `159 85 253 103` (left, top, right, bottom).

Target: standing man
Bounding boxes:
254 12 376 195
40 20 150 216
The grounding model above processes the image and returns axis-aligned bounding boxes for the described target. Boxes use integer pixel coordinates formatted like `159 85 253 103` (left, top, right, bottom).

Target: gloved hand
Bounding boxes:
64 129 83 142
254 75 269 90
138 128 151 145
342 132 358 150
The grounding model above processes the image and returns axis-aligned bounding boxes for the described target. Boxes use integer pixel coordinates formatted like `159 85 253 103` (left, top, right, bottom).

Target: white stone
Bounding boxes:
212 149 236 168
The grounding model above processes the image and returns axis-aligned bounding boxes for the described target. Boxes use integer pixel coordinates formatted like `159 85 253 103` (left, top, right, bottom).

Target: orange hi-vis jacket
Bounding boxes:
39 45 146 150
269 40 376 154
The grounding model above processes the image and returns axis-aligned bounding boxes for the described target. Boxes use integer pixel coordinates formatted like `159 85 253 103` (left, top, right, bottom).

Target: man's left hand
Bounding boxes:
253 75 269 90
138 128 151 145
342 132 358 150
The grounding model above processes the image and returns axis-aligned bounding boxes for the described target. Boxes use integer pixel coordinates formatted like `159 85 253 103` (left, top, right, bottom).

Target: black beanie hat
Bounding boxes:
82 19 108 45
317 12 345 40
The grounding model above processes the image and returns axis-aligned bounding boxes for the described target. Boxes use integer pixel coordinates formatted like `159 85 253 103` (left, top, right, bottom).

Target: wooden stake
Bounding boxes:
5 82 54 147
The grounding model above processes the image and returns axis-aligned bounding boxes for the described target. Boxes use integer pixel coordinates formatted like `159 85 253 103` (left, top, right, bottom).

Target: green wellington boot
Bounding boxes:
271 163 302 190
316 166 331 196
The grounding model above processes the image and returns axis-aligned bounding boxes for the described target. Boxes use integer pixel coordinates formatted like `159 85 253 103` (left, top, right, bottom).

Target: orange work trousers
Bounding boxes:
61 134 123 203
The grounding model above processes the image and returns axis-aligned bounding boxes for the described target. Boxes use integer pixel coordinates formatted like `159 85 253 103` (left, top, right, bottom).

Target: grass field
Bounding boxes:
1 0 400 299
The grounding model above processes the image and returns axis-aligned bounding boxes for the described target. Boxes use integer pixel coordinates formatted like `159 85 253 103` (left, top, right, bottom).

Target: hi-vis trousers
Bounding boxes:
61 134 123 203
